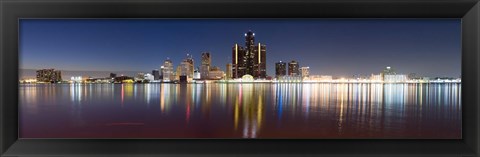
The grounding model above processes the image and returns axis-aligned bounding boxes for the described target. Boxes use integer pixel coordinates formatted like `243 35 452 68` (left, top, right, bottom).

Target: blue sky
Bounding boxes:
20 19 461 77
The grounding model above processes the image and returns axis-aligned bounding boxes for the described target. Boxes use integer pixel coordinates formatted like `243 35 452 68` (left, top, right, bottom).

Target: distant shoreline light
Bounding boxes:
19 78 461 84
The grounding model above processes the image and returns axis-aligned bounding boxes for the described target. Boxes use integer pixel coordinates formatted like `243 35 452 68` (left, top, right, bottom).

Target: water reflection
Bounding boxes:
19 83 461 138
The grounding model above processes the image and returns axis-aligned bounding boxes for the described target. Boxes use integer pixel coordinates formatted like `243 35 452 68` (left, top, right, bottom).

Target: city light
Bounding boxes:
20 31 461 85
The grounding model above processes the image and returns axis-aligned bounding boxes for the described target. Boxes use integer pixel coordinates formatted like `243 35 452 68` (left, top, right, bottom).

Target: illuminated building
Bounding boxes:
36 69 62 83
232 30 267 79
275 61 287 78
114 76 134 83
144 73 154 82
70 76 83 83
162 58 174 82
232 43 245 78
380 66 407 82
200 52 211 80
288 60 299 76
109 73 117 78
152 69 160 80
382 66 396 77
136 73 145 80
159 66 165 80
370 74 383 81
179 54 195 80
180 61 190 77
194 68 201 80
408 73 418 80
254 43 267 78
384 74 408 83
300 67 310 77
19 78 37 84
208 66 225 80
185 54 194 78
226 63 232 79
319 75 333 81
277 75 302 82
242 74 254 81
86 77 114 83
302 75 332 82
175 66 182 81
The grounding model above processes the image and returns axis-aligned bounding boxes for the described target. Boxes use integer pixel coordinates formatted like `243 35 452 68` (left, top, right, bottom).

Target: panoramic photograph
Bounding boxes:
19 19 461 139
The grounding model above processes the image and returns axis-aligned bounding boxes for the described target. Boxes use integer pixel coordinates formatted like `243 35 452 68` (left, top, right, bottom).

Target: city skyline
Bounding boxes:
20 19 461 78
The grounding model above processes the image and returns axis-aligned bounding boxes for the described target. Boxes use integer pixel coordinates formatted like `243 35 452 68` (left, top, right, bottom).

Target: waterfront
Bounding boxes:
19 83 461 139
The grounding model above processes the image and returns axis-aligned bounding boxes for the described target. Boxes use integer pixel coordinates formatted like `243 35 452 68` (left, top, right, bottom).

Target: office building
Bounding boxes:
180 60 190 77
300 67 310 77
176 66 182 81
178 54 195 79
152 69 160 80
144 73 154 82
288 60 299 76
382 66 396 75
209 66 225 80
232 43 246 78
194 68 201 80
36 69 62 83
159 66 165 80
162 58 174 82
200 52 211 80
232 30 267 79
275 61 287 77
226 63 232 79
185 54 194 78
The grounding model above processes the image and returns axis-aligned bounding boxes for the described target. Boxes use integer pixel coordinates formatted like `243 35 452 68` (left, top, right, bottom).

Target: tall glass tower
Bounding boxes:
232 30 267 79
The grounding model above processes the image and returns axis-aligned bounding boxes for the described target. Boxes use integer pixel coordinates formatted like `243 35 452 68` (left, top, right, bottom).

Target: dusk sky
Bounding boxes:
20 19 461 78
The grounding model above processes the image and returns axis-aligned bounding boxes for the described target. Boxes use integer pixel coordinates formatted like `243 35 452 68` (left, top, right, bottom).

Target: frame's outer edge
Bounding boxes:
477 2 480 155
462 1 480 156
476 2 480 155
0 0 479 157
0 0 4 155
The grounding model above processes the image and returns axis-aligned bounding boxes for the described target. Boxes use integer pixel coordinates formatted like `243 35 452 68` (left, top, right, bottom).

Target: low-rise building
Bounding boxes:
208 67 225 80
384 74 408 83
370 74 383 82
36 69 62 83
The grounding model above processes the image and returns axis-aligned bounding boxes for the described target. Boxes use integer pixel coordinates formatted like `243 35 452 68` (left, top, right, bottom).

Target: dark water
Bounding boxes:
19 83 461 139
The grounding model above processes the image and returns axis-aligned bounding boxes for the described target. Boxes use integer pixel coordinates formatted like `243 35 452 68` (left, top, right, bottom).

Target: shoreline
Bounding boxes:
19 81 462 85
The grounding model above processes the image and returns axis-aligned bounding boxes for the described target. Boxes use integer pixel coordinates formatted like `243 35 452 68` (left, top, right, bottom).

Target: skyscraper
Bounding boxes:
200 52 211 80
232 30 267 79
226 63 232 79
288 60 299 76
162 58 174 82
176 66 182 81
254 43 267 78
152 69 160 80
232 43 246 79
184 54 194 78
159 66 164 80
275 61 287 77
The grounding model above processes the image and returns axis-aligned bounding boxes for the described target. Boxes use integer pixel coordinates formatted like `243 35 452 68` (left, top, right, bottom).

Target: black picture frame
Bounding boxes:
1 0 479 156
